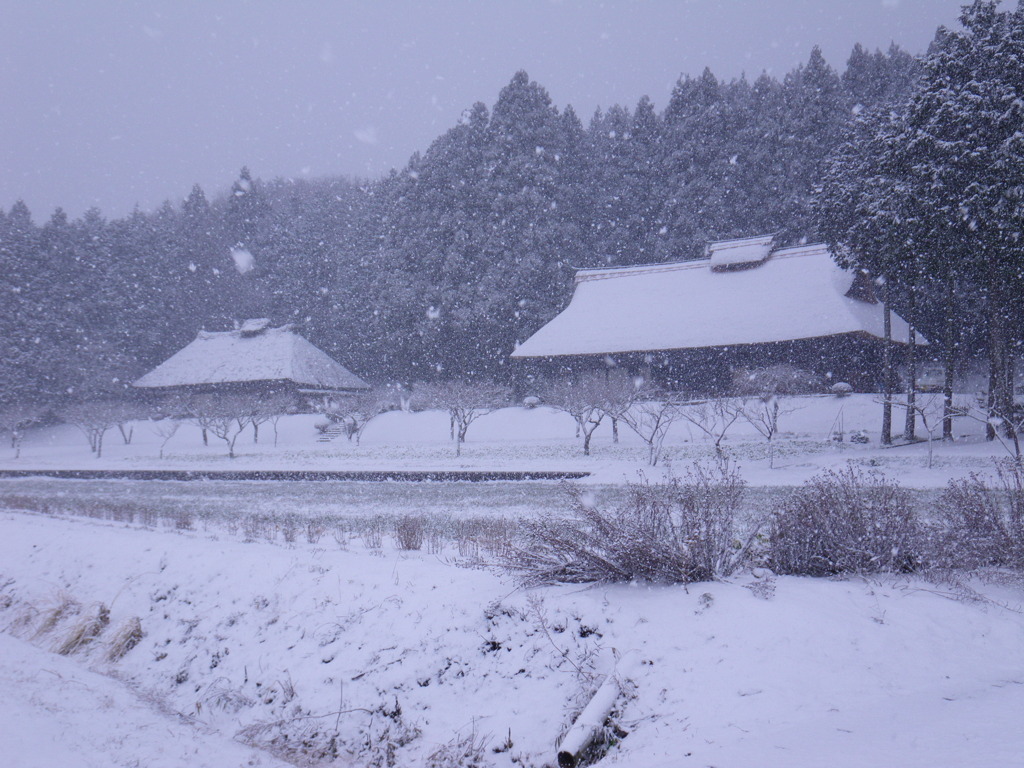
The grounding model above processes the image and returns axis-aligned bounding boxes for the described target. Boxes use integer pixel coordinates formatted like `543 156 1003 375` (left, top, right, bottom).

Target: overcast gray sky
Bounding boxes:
1 0 967 220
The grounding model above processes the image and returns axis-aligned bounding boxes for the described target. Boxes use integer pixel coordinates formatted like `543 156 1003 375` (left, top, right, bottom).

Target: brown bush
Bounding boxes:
505 463 754 584
935 461 1024 569
769 465 921 575
394 514 426 551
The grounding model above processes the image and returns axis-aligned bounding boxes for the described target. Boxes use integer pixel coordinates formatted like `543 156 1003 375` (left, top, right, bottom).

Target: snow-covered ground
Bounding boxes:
0 631 288 768
2 510 1024 767
2 394 1023 767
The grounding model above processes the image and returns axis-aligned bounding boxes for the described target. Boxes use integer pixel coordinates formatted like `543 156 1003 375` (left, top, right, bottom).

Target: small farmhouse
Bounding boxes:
511 236 923 392
133 320 368 406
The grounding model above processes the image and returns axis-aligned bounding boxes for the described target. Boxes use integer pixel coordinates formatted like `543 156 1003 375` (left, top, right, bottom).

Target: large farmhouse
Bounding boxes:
511 236 923 392
133 319 368 407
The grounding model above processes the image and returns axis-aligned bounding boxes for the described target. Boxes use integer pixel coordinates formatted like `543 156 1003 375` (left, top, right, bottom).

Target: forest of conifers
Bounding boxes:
2 2 1021 410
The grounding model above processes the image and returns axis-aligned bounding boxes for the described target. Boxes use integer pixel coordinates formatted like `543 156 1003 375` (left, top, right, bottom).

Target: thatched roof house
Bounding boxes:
512 237 923 391
134 320 368 396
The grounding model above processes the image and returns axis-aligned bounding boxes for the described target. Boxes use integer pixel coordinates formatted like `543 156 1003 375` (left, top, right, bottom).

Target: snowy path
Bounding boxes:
0 632 288 768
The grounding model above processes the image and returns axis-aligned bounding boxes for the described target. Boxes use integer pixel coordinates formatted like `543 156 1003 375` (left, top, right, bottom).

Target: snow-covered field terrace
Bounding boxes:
0 394 1010 487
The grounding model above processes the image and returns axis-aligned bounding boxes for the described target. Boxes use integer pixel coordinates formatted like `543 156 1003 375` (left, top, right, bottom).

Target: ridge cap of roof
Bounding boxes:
706 233 777 251
576 258 708 282
196 323 298 341
575 242 834 282
771 242 830 257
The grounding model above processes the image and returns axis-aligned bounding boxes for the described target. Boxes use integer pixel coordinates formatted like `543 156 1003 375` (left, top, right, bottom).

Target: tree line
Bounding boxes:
0 33 942 410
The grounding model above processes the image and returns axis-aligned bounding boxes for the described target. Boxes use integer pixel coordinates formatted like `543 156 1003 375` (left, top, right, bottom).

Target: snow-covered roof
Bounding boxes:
512 242 922 359
134 323 369 391
707 233 776 270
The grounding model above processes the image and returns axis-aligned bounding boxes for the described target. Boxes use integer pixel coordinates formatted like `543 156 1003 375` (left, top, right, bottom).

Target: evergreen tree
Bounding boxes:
0 202 47 404
818 0 1024 438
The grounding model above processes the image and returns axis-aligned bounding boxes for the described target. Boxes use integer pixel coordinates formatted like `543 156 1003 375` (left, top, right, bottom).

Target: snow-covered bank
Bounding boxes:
3 510 1024 767
0 631 288 768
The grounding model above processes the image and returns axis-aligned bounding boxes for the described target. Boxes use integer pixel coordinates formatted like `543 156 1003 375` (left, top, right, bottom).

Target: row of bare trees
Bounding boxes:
7 373 1017 466
0 377 796 464
538 371 802 467
0 392 299 460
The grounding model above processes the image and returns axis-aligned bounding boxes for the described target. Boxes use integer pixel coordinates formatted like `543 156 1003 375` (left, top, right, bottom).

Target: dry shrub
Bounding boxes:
242 514 271 542
936 461 1024 569
137 506 159 528
238 718 344 765
506 463 752 585
55 602 110 655
769 465 921 576
201 677 255 713
451 517 515 562
360 516 385 550
332 521 352 550
171 508 194 531
280 514 299 544
0 494 53 514
479 517 515 559
426 516 449 555
106 616 144 661
394 513 426 551
306 517 328 544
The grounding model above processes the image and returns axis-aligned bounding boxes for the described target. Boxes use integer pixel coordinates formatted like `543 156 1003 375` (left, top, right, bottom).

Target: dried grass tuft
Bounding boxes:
55 601 110 655
425 727 490 768
33 592 79 640
105 616 144 661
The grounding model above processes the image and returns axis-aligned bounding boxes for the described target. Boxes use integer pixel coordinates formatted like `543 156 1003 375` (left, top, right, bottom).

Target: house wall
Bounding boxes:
515 334 906 396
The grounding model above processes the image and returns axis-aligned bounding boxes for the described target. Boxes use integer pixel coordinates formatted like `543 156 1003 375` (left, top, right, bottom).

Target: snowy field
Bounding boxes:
0 393 1009 487
3 394 1024 767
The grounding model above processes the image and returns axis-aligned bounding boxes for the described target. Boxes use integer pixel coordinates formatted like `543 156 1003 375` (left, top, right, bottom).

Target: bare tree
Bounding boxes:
599 370 641 446
150 417 181 460
416 380 510 457
107 400 149 445
677 397 745 462
61 401 124 458
542 372 639 456
955 398 1024 465
618 389 684 466
187 394 252 458
0 404 42 459
894 394 945 469
741 396 800 469
267 411 289 447
187 394 219 446
247 392 294 444
541 375 605 456
347 388 394 445
206 413 251 459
